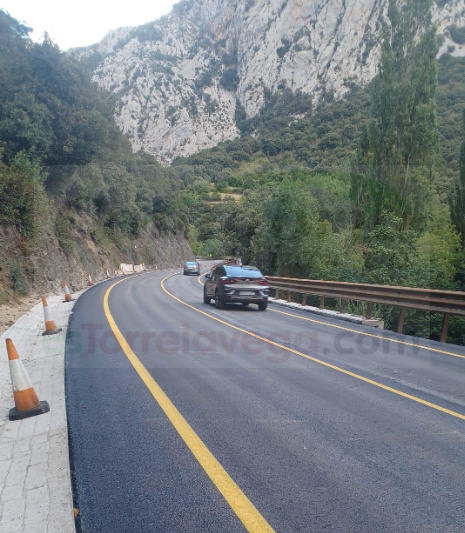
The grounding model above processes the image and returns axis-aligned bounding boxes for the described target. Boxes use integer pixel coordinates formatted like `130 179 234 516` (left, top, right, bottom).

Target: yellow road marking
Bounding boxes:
103 278 275 533
199 273 465 361
165 274 465 422
269 309 465 360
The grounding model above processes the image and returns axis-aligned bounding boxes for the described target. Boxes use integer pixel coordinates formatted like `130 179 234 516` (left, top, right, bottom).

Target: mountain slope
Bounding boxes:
0 10 191 316
72 0 465 163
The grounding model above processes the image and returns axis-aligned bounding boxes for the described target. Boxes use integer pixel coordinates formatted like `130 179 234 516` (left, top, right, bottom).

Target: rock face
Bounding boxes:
72 0 465 164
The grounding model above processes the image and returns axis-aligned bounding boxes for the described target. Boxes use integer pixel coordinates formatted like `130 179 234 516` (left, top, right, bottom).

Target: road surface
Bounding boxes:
66 266 465 532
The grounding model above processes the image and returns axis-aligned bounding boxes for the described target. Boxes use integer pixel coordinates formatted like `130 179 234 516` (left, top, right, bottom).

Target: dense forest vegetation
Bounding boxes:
0 11 188 236
1 1 464 343
0 10 188 300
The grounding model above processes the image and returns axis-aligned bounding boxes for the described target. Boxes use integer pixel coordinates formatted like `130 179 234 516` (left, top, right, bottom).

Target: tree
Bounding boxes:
252 181 320 276
451 109 465 247
0 91 54 160
351 0 438 231
364 213 418 285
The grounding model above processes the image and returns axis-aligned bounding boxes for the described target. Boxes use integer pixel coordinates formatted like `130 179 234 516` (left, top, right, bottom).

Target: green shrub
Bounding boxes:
55 216 74 256
220 69 239 91
448 25 465 45
277 39 291 58
0 154 46 239
7 259 28 295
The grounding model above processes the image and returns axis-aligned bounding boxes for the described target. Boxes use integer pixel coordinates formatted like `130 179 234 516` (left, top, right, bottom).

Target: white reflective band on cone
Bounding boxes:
64 284 70 294
43 304 52 323
10 359 33 392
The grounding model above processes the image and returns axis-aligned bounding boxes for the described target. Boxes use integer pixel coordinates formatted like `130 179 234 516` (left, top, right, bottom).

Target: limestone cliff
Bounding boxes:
72 0 465 163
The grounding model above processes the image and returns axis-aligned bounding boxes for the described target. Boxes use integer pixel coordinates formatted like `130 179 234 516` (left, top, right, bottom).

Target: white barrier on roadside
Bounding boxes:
133 264 145 273
120 263 134 274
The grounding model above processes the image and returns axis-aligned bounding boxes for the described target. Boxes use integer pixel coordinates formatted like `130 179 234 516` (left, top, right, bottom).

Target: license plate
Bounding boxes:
240 291 255 296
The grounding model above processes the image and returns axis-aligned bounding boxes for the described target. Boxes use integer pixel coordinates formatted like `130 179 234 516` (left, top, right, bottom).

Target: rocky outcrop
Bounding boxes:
72 0 465 163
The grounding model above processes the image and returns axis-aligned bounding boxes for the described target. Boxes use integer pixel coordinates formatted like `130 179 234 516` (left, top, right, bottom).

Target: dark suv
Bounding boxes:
203 265 269 310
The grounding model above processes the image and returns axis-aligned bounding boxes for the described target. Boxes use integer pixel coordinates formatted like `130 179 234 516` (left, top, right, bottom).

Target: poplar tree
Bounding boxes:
352 0 438 230
451 109 465 247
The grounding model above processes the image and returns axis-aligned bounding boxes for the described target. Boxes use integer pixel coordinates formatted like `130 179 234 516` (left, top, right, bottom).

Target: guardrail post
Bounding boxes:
440 314 450 343
366 303 374 320
287 291 292 302
397 308 407 334
302 294 307 306
319 296 325 310
340 299 346 314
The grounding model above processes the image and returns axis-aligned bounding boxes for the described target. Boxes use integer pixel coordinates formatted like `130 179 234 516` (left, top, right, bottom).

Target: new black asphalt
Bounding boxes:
66 268 465 532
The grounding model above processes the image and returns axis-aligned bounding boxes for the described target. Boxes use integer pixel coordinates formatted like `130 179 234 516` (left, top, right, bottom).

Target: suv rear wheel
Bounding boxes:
215 291 225 309
258 302 268 311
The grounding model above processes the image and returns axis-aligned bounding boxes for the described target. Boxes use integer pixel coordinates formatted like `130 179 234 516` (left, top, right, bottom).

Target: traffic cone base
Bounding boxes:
42 328 62 336
9 401 50 421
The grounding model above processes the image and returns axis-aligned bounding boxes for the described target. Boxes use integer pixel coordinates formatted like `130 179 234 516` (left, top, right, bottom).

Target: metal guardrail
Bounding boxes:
267 276 465 342
195 256 236 261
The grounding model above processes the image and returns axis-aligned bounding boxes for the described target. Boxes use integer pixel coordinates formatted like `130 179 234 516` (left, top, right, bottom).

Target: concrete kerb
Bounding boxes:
0 295 81 532
0 268 189 531
269 297 385 329
0 273 127 533
0 269 156 524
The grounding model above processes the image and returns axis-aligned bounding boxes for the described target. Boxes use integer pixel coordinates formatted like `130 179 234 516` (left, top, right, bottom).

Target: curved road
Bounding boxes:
66 266 465 532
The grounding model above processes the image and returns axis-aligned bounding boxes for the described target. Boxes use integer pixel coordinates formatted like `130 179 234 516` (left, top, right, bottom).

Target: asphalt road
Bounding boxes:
66 265 465 533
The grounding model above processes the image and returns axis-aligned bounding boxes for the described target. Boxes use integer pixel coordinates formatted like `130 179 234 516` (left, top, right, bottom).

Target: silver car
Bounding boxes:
183 261 200 275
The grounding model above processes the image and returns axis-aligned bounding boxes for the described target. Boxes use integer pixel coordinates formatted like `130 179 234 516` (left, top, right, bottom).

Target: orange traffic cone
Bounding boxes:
6 339 50 421
106 270 111 279
42 296 62 336
62 281 74 303
88 272 93 286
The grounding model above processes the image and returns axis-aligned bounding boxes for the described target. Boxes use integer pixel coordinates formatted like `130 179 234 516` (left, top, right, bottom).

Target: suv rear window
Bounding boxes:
224 266 264 278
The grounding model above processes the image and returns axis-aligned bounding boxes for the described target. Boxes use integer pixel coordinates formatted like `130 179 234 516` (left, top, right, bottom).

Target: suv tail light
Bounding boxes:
221 277 268 285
